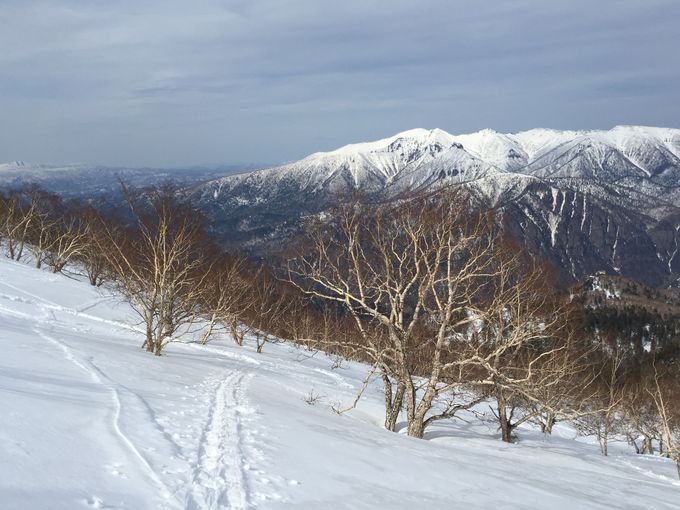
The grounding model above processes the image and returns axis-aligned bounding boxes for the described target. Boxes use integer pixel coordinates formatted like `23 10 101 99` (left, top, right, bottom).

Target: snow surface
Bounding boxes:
1 257 679 509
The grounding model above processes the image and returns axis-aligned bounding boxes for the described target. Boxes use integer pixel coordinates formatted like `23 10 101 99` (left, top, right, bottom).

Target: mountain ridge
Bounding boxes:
188 125 680 287
3 126 680 287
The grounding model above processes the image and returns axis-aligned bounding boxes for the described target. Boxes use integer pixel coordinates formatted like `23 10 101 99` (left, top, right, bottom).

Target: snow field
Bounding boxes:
1 257 679 509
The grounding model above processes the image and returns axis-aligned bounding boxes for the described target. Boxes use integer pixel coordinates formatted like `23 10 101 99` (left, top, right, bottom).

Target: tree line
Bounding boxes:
1 183 678 477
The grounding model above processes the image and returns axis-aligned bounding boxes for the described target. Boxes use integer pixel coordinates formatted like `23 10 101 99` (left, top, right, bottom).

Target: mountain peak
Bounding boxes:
0 160 29 169
309 125 680 164
318 127 457 159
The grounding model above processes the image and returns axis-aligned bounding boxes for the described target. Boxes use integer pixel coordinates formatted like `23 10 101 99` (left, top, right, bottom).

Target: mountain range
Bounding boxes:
3 125 680 287
0 161 254 199
187 125 680 287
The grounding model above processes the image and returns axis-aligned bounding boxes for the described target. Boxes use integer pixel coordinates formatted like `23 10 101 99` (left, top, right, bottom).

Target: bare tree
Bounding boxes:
24 189 62 269
573 343 628 455
621 378 661 455
246 269 292 353
524 335 600 436
94 185 213 355
289 189 572 438
646 361 680 478
75 206 113 286
0 187 41 261
0 187 85 271
44 204 91 274
198 255 251 345
441 251 590 443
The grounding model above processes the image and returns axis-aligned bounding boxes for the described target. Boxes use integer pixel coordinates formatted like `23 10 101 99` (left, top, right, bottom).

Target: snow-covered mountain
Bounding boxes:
188 126 680 209
196 125 680 196
190 126 680 287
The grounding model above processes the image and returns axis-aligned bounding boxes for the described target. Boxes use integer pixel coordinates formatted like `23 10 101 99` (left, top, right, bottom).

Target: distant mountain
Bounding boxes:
0 161 259 199
189 126 680 287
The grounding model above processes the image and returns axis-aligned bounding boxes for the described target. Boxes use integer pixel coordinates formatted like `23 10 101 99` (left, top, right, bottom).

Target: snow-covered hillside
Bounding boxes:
1 258 679 509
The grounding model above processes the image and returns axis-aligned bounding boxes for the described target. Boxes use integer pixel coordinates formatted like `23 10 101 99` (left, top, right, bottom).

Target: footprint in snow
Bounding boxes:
83 496 109 508
105 463 128 479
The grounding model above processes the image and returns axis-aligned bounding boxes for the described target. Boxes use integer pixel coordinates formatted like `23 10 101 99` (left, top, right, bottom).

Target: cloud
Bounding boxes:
0 0 679 166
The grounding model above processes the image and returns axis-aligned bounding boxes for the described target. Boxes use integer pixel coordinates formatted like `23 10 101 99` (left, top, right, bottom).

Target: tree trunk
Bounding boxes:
407 386 436 439
499 407 513 443
407 413 426 439
381 373 396 431
602 418 611 456
382 377 405 432
256 333 268 353
86 262 103 286
52 261 67 274
496 388 514 443
601 430 609 457
230 319 243 346
200 317 216 345
540 412 556 435
144 322 154 353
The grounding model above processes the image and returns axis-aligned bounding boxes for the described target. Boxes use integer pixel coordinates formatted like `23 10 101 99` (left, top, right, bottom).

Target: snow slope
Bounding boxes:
1 258 679 509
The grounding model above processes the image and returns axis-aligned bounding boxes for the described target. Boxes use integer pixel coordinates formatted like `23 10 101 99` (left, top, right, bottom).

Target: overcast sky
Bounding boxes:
1 0 679 167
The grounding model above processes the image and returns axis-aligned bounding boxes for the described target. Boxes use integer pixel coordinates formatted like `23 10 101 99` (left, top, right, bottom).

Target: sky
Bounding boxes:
1 0 679 167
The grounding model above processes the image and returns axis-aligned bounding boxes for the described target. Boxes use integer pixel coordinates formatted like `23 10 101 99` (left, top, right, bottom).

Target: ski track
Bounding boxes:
33 326 183 509
0 278 60 306
616 457 680 487
186 371 252 510
312 367 354 389
185 341 353 392
4 275 290 509
0 280 141 335
11 287 259 510
27 289 260 510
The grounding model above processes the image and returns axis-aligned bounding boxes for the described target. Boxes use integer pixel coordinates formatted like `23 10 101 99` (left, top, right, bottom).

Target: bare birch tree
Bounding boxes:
646 361 680 478
289 189 529 437
44 204 92 274
574 343 628 455
198 255 251 345
94 185 213 355
0 188 41 261
246 269 290 353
